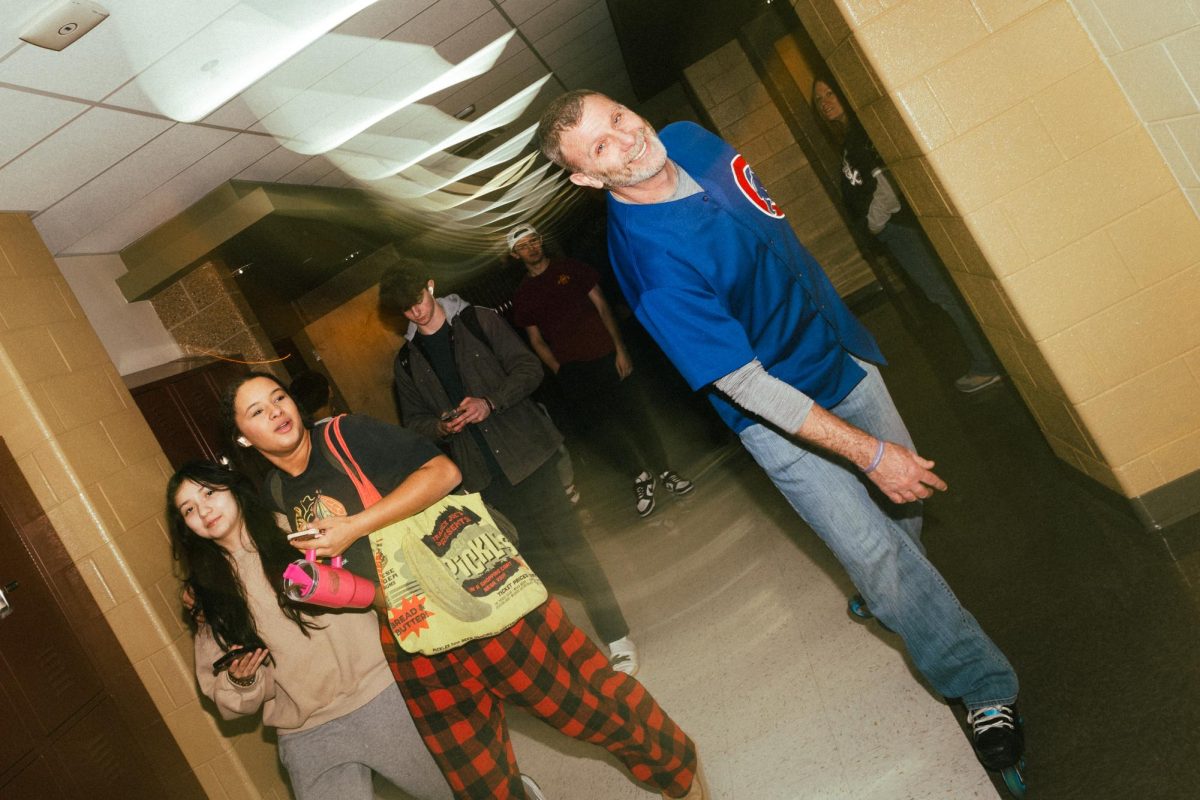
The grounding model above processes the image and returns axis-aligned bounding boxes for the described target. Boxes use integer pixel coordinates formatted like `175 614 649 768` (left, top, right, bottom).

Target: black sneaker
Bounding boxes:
634 471 655 517
968 703 1023 770
659 470 694 495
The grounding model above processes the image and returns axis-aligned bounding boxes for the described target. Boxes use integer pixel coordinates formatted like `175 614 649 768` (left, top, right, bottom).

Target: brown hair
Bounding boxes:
536 89 602 169
811 74 851 145
378 259 431 319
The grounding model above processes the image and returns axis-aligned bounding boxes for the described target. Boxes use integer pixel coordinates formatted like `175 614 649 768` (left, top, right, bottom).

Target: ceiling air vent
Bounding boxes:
19 1 108 51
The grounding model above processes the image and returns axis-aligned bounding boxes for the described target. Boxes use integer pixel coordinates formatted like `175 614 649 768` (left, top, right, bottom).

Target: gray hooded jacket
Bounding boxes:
393 294 562 491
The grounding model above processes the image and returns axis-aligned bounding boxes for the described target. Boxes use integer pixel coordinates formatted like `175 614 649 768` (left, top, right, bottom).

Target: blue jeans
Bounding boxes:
738 362 1017 709
876 220 996 375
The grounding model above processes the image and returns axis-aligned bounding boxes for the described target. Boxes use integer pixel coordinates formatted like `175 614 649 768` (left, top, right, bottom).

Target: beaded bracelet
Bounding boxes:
863 439 886 474
228 672 257 688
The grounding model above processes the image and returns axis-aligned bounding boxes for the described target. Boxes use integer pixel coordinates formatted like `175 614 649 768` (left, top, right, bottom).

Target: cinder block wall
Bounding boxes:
0 213 290 799
683 40 877 297
791 0 1200 527
1069 0 1200 215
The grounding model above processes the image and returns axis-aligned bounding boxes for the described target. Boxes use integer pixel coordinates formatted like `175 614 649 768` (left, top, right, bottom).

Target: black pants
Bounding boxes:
482 457 629 644
556 354 670 478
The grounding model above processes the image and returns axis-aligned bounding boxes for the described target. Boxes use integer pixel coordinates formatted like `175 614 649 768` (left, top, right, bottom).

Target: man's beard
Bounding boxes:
595 127 668 189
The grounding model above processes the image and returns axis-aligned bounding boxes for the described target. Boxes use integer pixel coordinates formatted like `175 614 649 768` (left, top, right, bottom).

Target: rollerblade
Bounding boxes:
967 703 1026 798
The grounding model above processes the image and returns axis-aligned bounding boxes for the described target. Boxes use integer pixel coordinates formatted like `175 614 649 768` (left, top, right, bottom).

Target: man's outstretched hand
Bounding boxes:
866 442 947 504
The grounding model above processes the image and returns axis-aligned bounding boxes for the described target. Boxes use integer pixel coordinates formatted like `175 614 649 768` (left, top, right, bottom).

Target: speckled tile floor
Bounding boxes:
382 292 1200 800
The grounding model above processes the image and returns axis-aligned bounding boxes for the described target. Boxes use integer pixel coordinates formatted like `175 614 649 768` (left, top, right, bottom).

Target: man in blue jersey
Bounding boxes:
536 90 1024 778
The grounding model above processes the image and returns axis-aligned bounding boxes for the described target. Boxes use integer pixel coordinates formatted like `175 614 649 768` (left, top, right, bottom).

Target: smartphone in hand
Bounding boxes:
212 646 256 674
287 528 321 542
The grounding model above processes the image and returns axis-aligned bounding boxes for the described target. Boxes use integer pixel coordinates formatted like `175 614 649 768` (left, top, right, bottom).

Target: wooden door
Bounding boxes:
132 359 243 468
0 444 173 798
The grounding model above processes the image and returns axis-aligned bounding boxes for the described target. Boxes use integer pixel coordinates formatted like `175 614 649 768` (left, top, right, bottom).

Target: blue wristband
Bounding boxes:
863 439 886 474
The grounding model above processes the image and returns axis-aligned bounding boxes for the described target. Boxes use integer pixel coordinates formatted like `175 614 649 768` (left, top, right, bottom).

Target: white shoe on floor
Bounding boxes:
954 371 1002 393
607 636 640 676
633 471 655 517
520 773 548 800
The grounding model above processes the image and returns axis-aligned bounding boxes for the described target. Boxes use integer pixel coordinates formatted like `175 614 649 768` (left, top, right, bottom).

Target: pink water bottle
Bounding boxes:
283 550 376 609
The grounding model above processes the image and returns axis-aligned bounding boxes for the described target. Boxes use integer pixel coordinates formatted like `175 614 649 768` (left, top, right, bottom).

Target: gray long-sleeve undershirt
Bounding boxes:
712 360 814 434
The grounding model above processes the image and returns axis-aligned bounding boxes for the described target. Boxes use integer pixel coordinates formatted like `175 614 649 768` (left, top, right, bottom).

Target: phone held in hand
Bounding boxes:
287 528 321 541
212 646 256 674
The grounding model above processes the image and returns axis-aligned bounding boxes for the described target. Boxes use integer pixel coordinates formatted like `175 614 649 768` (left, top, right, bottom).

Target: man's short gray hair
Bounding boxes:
536 89 603 170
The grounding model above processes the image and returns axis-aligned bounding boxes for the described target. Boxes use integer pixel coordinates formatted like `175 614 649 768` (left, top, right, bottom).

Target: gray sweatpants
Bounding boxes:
278 683 452 800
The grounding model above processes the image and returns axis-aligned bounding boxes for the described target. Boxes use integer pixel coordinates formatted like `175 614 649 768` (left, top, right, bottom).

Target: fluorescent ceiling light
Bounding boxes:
248 31 515 155
134 0 381 122
329 75 551 180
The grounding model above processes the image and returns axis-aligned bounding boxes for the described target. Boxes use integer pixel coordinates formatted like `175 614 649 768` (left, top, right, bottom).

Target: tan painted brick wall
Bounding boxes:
1070 0 1200 215
791 0 1200 504
0 213 288 799
684 40 877 297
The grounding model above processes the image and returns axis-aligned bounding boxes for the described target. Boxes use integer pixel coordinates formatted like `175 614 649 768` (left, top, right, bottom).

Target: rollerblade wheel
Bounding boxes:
1000 758 1027 799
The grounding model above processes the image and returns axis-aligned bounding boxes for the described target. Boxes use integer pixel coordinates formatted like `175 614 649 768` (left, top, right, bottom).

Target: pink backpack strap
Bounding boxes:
322 415 383 507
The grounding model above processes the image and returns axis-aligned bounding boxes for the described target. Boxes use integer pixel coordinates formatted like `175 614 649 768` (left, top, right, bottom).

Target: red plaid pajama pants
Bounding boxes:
381 598 698 799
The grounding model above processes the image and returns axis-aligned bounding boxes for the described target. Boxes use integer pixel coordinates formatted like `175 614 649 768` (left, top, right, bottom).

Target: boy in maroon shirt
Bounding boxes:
510 222 694 517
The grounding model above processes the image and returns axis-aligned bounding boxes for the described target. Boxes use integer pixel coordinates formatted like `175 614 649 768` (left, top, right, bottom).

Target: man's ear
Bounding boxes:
569 171 605 190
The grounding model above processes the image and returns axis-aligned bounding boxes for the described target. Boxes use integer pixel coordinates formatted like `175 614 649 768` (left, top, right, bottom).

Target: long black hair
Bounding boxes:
167 460 319 650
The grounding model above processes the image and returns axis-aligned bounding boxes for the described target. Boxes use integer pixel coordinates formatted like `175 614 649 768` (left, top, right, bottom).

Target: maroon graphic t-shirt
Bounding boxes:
512 257 614 365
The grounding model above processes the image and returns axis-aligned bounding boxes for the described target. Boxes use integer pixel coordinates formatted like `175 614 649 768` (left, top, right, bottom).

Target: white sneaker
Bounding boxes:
954 371 1002 394
607 636 640 676
659 470 694 495
520 774 548 800
633 471 655 517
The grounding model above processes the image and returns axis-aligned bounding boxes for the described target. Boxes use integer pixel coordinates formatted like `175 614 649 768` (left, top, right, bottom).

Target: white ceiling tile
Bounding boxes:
316 169 351 187
64 132 278 254
0 0 240 103
387 0 492 48
236 146 314 182
521 0 600 41
543 20 616 70
0 107 171 212
279 155 341 185
0 88 89 166
334 0 439 38
435 10 510 63
531 2 610 56
432 48 543 115
502 0 561 26
33 124 237 253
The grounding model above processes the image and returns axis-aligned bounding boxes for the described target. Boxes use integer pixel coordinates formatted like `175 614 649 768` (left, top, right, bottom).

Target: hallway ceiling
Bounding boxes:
0 0 637 263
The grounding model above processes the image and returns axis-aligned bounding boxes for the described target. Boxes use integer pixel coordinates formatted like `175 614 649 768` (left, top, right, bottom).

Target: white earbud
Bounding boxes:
236 436 251 448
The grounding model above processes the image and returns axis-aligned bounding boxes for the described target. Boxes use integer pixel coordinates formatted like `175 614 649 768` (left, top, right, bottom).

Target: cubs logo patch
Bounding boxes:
730 154 784 218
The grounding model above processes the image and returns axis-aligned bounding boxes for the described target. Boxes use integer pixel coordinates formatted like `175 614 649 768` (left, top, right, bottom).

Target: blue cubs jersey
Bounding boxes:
606 121 884 433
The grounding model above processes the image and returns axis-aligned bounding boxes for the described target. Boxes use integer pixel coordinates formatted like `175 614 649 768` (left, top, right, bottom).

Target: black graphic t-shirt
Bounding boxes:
263 414 442 580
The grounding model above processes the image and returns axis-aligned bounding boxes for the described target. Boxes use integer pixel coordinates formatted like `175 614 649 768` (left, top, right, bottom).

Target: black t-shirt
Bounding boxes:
263 414 442 580
416 325 464 404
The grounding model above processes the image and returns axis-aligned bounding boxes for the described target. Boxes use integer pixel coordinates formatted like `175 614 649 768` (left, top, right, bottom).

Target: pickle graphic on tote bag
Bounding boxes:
372 496 547 654
400 529 489 622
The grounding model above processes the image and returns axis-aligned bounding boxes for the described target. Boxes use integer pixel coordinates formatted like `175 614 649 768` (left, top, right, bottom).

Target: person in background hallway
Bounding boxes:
289 370 336 424
168 460 454 800
537 89 1024 780
380 262 641 676
812 75 1002 394
222 372 707 800
508 222 695 518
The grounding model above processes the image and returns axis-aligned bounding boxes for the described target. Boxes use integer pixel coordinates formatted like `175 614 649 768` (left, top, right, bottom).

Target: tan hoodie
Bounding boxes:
193 545 394 736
